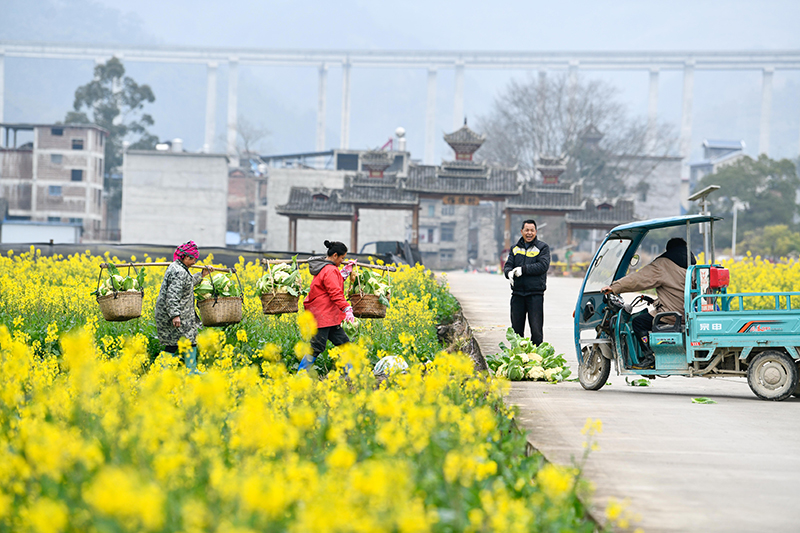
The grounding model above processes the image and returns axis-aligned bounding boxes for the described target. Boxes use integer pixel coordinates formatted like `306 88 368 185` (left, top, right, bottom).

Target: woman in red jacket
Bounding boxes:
298 240 356 371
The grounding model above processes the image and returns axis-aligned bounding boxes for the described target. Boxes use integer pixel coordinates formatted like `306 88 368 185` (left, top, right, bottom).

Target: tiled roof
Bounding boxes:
275 187 354 217
565 198 637 226
360 150 394 170
347 173 404 188
506 182 584 211
339 175 418 206
443 124 486 147
405 164 519 196
437 160 490 179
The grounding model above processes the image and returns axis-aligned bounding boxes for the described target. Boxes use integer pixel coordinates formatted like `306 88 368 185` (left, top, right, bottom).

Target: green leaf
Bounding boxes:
691 397 717 404
505 327 521 350
507 365 524 380
107 263 120 277
626 377 650 387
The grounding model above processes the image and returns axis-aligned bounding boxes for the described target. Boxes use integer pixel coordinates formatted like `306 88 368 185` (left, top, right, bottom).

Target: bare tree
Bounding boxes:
237 116 270 159
477 73 676 197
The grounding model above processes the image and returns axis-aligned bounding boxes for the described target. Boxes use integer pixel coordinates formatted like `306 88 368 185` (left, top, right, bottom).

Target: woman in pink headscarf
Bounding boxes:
155 241 207 371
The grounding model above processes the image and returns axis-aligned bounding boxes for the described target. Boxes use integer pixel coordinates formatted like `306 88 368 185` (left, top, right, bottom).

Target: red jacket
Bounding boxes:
304 261 349 328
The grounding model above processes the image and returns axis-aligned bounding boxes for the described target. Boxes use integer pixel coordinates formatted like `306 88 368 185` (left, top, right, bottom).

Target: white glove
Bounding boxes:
511 266 523 278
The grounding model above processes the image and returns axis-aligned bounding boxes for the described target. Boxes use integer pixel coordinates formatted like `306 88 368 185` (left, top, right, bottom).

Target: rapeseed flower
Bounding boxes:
0 249 604 532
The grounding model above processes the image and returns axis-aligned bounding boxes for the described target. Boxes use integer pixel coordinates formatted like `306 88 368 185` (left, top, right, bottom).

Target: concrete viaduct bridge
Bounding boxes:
2 41 799 171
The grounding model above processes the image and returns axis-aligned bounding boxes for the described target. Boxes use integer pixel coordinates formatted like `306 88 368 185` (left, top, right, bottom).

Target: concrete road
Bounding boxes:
443 270 800 533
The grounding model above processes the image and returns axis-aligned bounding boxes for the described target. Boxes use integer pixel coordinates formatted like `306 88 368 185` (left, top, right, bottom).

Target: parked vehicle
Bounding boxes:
574 214 800 401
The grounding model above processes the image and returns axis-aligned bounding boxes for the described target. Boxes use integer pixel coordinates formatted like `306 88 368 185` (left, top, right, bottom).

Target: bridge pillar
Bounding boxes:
424 68 437 165
204 62 217 153
759 67 774 156
568 60 579 88
316 64 327 152
453 61 464 130
340 59 351 149
647 68 659 152
226 58 239 161
679 61 695 180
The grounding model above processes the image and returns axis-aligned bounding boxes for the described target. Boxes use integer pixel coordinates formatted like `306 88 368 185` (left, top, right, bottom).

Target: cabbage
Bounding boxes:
93 269 143 298
195 272 239 300
256 259 305 297
347 268 392 307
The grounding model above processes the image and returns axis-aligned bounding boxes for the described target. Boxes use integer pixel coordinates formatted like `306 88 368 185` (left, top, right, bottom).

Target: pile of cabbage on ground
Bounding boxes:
486 328 572 382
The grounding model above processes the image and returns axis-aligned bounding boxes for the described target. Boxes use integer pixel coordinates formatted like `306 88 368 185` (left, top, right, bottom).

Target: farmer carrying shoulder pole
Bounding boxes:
299 240 357 371
154 241 209 372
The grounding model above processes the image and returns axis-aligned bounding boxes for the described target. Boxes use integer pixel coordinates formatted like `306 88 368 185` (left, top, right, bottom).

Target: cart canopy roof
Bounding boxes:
608 214 723 240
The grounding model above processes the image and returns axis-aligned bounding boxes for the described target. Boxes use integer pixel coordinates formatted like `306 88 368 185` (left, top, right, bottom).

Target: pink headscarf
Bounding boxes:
174 241 199 261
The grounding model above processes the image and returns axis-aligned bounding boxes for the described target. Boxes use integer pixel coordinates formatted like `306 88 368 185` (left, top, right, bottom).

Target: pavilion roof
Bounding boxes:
360 150 394 168
405 164 519 196
443 123 486 146
443 123 486 155
565 198 637 225
505 181 584 211
437 160 490 179
275 187 354 218
339 174 418 206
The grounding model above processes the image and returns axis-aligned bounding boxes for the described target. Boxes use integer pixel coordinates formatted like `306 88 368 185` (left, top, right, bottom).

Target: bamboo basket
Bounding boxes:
349 293 387 319
97 291 143 322
260 292 299 315
198 296 243 326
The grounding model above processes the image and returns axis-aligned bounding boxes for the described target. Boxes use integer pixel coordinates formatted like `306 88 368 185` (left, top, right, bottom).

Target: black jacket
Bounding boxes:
503 237 550 295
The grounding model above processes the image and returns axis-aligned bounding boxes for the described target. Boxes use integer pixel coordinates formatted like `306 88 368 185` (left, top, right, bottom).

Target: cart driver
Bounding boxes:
600 238 695 370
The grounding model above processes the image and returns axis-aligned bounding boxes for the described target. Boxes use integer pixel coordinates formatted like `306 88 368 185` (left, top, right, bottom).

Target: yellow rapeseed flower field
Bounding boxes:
721 253 800 310
0 249 620 532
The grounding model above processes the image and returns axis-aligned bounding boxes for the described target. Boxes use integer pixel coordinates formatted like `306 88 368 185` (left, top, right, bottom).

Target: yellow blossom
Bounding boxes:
297 310 318 341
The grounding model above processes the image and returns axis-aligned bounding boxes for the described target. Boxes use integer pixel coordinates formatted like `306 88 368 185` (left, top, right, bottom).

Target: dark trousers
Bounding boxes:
632 311 654 358
310 325 350 357
510 293 544 346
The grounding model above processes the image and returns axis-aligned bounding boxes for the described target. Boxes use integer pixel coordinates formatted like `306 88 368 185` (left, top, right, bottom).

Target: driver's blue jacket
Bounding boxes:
503 237 551 295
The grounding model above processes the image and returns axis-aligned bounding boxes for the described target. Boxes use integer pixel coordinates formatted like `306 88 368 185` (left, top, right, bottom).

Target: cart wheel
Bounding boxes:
579 345 611 391
747 351 798 401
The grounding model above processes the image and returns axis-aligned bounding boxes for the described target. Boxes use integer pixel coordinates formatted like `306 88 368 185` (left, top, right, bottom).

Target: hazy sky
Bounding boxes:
4 0 800 161
91 0 800 50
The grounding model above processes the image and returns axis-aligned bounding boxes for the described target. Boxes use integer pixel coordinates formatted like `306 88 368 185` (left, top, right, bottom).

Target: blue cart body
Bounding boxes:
573 215 800 399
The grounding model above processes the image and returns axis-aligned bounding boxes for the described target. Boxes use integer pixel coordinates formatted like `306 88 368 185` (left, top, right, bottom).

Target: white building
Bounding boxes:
1 220 82 244
121 149 229 247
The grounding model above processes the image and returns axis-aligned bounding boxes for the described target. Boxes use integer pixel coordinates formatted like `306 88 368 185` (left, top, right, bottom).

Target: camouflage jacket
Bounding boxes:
155 261 203 347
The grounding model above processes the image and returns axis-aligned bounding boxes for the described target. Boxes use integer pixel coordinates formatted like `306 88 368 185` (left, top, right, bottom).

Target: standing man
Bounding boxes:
504 219 551 345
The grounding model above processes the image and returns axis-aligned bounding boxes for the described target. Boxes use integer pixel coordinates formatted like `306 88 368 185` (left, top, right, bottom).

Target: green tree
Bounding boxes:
65 57 158 175
739 225 800 259
696 155 800 255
